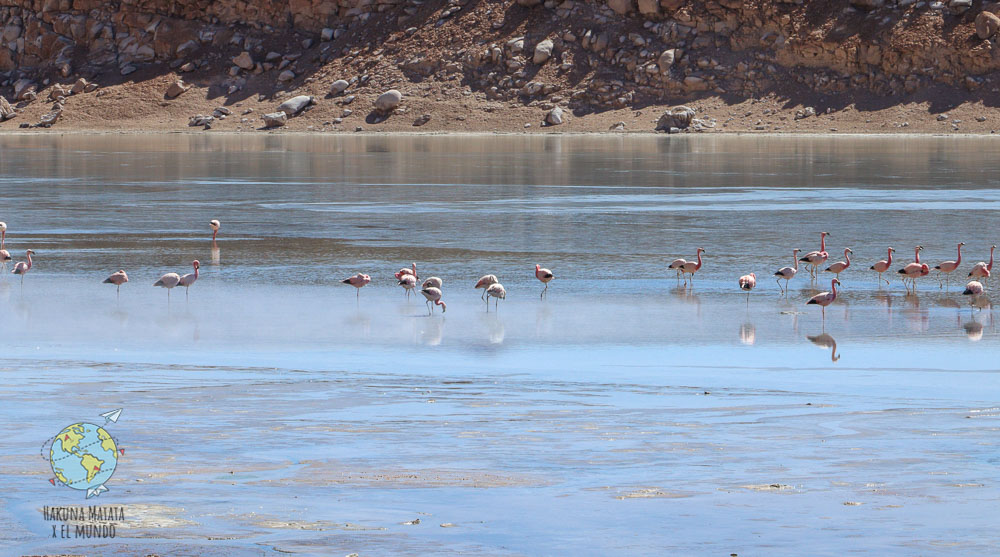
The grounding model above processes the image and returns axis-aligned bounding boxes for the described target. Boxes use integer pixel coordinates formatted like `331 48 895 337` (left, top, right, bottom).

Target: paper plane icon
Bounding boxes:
100 409 123 424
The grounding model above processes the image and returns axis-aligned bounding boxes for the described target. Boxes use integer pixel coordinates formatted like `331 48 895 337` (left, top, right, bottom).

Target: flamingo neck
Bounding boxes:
193 265 199 279
886 248 892 265
914 249 920 263
1 230 4 250
956 244 962 264
989 247 994 270
26 252 31 269
844 250 850 266
820 235 826 252
793 253 798 270
830 280 837 299
695 251 702 270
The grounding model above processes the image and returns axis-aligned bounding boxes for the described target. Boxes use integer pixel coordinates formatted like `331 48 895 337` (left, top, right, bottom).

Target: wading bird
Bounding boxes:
398 274 417 298
679 248 705 285
103 269 128 298
824 248 852 279
153 271 181 301
342 273 371 299
486 282 506 312
475 274 499 300
422 277 442 289
870 247 894 286
898 246 929 292
963 280 985 310
968 245 994 283
800 232 830 279
535 264 554 298
774 249 800 294
395 263 418 281
420 286 446 314
934 242 964 288
807 278 840 319
210 219 221 241
0 222 10 272
738 273 756 305
178 260 200 299
668 258 687 281
11 249 34 287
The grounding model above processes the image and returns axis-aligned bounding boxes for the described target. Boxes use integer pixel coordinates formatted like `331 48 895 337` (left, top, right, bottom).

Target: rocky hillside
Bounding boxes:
1 0 1000 133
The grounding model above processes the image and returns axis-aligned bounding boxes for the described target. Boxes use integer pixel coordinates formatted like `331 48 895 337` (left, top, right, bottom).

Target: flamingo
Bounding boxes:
210 219 221 241
178 260 200 299
11 249 34 287
774 249 800 294
475 274 499 300
934 242 964 288
968 245 994 284
103 269 128 298
870 247 894 286
342 273 371 299
0 222 10 272
738 273 756 305
398 274 417 298
668 258 687 281
153 271 181 300
799 232 830 279
897 246 929 292
422 277 443 289
678 248 705 285
420 286 446 314
963 280 985 310
806 278 840 319
824 248 852 279
485 282 506 312
535 264 554 298
395 263 418 281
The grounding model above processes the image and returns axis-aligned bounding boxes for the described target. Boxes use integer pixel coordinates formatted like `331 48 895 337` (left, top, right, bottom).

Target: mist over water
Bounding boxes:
2 134 999 555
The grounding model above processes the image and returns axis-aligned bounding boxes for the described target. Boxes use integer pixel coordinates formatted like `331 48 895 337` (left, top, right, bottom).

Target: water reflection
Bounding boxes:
420 317 444 346
739 322 756 346
807 333 840 362
211 245 221 266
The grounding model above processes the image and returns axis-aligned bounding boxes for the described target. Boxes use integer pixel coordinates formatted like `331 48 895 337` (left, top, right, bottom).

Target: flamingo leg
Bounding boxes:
495 298 499 311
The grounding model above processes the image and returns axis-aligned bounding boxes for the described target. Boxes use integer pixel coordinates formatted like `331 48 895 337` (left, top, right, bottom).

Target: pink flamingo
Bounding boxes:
897 246 929 292
963 280 985 310
668 258 687 281
475 274 499 300
422 277 442 289
535 264 554 298
153 271 181 300
774 249 800 294
210 219 221 242
178 260 200 299
968 245 994 284
806 278 840 319
933 242 964 288
395 263 418 281
398 274 417 298
342 273 371 299
738 273 756 305
799 232 830 279
824 248 852 279
870 247 894 286
420 286 446 314
11 249 34 287
679 248 705 285
485 282 506 312
103 269 129 298
0 222 10 272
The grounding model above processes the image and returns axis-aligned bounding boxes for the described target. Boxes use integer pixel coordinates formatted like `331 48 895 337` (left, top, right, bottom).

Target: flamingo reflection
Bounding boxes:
807 332 840 362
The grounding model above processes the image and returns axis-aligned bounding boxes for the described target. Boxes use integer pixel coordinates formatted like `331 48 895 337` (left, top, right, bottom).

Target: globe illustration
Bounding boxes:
49 423 118 491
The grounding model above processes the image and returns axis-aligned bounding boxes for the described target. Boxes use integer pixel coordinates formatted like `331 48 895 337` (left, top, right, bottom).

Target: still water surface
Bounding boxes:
1 134 999 555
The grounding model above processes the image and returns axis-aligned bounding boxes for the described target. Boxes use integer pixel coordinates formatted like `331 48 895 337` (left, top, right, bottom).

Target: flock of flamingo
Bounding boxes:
0 221 993 318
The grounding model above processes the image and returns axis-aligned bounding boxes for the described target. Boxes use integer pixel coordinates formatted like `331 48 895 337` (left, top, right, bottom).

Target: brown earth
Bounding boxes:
2 0 1000 135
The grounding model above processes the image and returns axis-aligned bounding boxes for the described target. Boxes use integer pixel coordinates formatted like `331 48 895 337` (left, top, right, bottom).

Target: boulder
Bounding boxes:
165 80 190 99
794 106 816 120
948 0 971 14
233 51 254 70
262 111 288 128
13 79 36 101
413 114 431 126
608 0 633 14
39 110 61 126
277 95 315 117
278 70 296 82
321 28 334 41
658 49 676 73
533 39 554 65
70 78 88 94
849 0 884 7
330 79 349 95
656 106 695 130
545 106 563 125
976 11 1000 39
188 114 214 126
374 89 403 113
637 0 659 14
47 85 70 101
0 96 15 121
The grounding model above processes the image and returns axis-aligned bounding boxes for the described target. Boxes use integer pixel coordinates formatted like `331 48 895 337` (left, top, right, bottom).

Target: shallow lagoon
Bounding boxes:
1 134 999 555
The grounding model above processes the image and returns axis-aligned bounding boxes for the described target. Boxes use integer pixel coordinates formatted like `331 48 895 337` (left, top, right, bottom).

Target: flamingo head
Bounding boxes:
209 219 221 231
535 264 541 271
697 247 706 254
793 248 800 254
845 248 853 254
821 231 830 238
959 242 966 247
888 247 895 252
833 278 841 286
0 222 6 232
25 249 34 255
192 260 200 269
437 300 447 312
750 273 756 279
